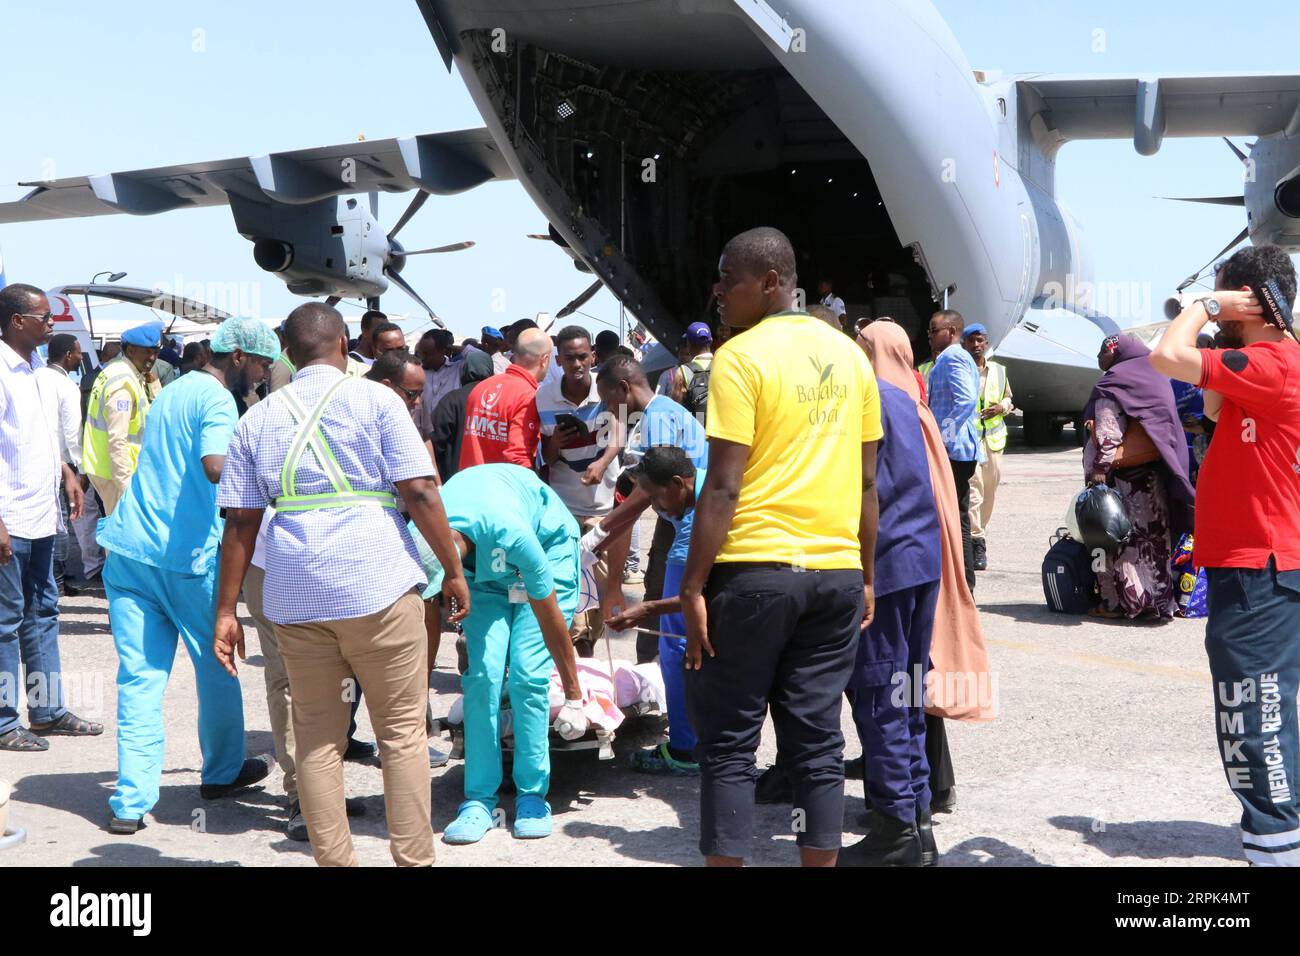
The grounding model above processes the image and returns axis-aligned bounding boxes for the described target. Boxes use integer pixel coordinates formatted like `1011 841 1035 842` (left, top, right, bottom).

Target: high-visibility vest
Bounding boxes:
273 377 397 513
82 357 150 481
976 361 1009 453
918 360 935 390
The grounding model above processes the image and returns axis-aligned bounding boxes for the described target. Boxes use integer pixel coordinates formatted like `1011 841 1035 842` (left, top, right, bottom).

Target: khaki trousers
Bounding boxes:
88 475 125 516
242 564 296 803
572 515 609 644
276 590 433 867
968 446 1002 540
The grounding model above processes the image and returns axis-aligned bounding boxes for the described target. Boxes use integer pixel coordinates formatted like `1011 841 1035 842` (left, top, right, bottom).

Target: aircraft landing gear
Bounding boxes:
1022 411 1060 446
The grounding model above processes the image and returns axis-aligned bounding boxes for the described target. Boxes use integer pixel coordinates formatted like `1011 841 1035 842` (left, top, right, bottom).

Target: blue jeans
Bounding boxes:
0 535 68 735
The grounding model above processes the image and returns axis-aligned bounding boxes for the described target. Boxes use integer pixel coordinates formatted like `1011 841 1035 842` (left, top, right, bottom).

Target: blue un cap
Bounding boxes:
121 321 163 348
962 323 988 339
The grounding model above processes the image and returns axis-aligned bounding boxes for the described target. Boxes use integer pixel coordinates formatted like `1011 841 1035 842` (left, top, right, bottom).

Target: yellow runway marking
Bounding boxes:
985 636 1211 684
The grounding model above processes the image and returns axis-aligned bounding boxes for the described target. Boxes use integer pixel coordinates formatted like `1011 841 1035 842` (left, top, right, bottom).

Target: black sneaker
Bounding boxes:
838 810 922 867
108 816 143 835
754 764 794 805
344 737 377 761
199 754 274 800
286 801 308 842
286 797 367 841
917 809 938 867
973 538 988 572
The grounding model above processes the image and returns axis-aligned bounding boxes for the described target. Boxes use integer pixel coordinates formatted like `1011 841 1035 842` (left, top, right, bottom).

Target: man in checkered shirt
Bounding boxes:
212 303 470 867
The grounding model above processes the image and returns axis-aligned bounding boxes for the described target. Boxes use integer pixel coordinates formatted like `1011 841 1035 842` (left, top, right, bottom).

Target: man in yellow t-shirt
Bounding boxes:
679 226 882 869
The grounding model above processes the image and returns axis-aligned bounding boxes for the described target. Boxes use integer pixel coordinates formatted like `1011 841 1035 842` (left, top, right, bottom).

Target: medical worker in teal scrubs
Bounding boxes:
98 318 281 833
435 463 588 843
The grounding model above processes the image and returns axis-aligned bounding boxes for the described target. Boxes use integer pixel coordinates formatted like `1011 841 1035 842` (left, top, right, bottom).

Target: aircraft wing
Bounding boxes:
1014 72 1300 154
0 128 514 223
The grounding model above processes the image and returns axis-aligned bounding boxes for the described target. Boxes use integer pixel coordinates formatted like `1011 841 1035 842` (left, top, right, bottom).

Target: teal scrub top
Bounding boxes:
98 370 237 576
438 463 579 599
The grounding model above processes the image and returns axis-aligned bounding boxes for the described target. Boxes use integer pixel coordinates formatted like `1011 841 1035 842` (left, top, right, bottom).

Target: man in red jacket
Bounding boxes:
460 328 552 471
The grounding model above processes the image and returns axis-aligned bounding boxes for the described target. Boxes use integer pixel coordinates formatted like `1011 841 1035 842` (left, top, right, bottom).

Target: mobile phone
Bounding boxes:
555 413 589 436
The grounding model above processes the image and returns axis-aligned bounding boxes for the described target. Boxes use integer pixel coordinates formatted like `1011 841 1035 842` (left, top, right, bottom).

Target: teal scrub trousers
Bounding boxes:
461 546 578 809
103 551 246 820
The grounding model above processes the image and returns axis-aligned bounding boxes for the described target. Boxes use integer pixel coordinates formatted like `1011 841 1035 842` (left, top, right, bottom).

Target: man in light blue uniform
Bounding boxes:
589 354 708 663
97 317 280 833
606 446 705 774
436 463 589 844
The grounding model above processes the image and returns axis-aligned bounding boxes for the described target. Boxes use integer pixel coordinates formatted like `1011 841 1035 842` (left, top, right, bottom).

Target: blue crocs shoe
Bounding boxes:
512 795 553 839
443 800 494 845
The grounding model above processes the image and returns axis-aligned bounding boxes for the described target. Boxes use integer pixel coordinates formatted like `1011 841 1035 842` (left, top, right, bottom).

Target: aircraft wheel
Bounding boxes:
1022 412 1054 446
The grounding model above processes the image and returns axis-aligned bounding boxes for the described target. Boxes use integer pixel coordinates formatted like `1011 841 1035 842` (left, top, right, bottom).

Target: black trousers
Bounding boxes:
926 713 955 795
685 563 862 858
950 458 977 593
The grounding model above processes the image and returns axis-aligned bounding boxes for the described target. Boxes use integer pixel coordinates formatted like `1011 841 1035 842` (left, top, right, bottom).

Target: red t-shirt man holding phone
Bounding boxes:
1152 244 1300 867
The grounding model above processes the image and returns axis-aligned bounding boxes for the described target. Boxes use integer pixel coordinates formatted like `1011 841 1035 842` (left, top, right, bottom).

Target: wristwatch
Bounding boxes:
1198 296 1221 318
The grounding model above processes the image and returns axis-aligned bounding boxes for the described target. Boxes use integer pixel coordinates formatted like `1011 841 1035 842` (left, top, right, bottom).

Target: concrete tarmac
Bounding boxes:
1 433 1245 866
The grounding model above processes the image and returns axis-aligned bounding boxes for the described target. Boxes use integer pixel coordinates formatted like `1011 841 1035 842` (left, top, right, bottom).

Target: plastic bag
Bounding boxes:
1074 484 1133 554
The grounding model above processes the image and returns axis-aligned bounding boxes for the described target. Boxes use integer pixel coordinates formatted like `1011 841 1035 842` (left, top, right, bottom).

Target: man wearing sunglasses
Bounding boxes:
83 321 163 515
0 284 101 752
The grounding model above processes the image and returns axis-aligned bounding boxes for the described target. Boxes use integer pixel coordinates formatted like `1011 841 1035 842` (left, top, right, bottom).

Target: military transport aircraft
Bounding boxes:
2 0 1298 440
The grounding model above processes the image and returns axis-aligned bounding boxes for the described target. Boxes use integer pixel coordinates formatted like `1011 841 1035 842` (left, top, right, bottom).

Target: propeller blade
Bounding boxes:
556 279 604 319
1176 226 1250 292
384 265 445 328
1223 137 1249 166
1156 195 1245 206
526 234 551 240
400 241 476 255
325 295 342 306
388 190 429 239
368 191 379 220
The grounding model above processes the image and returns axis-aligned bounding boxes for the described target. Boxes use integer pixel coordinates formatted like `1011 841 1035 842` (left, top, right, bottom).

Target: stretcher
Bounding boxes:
433 628 667 762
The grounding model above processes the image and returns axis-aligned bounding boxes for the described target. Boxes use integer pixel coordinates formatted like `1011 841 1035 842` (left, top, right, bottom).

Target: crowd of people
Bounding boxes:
1 232 1298 867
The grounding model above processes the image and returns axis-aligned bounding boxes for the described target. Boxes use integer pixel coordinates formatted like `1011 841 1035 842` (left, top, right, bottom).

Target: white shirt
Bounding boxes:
536 372 621 517
491 352 510 375
0 340 62 539
34 363 83 466
821 293 846 316
417 360 461 436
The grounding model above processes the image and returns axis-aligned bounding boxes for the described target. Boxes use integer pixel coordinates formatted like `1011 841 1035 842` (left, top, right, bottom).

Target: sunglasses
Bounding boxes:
395 385 422 402
19 312 54 325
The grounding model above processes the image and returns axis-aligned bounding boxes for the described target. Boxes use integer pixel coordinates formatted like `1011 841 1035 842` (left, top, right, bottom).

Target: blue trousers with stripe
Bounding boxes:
1205 561 1300 865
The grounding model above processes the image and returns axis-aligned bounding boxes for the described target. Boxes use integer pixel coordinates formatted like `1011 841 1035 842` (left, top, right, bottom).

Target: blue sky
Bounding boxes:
1 0 1295 339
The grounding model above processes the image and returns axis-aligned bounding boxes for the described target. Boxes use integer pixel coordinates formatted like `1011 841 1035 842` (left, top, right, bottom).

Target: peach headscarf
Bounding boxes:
858 322 994 721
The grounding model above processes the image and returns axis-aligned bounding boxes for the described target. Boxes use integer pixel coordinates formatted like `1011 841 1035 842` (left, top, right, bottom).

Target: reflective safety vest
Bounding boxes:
82 357 150 480
918 360 935 391
273 377 397 513
976 361 1009 453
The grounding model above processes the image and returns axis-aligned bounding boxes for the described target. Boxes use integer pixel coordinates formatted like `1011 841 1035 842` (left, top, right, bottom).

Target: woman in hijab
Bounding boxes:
857 322 995 818
1082 334 1196 620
